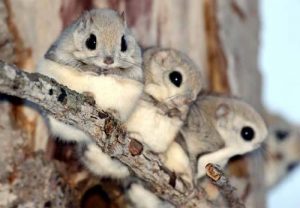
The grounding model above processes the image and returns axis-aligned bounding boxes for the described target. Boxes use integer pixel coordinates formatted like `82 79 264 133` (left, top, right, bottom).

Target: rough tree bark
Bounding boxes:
0 0 264 207
0 61 213 207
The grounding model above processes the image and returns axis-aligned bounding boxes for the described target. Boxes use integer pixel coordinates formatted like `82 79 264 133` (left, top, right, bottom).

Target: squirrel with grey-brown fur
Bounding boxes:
126 47 203 208
263 113 300 188
164 94 268 182
126 47 203 153
37 8 144 178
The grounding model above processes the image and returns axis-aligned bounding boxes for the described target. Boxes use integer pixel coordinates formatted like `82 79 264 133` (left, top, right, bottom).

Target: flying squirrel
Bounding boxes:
263 114 300 188
37 9 144 178
163 94 268 182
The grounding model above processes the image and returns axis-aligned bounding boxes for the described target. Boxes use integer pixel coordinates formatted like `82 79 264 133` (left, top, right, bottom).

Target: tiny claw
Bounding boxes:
82 91 96 106
166 108 181 118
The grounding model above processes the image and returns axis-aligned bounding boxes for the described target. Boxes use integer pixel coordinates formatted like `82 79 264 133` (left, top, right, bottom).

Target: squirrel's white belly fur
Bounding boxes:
37 59 143 142
87 74 143 121
38 59 143 121
126 100 182 153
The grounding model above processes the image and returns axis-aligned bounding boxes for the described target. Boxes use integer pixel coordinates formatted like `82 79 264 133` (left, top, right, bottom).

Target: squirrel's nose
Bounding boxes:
104 56 114 65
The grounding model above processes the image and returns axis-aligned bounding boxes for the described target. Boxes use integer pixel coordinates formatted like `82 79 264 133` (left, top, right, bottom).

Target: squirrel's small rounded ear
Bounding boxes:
154 50 169 64
215 103 230 120
142 46 158 63
76 11 92 32
73 11 92 49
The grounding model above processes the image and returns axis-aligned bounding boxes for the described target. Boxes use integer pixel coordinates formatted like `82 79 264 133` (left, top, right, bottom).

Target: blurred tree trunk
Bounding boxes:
0 0 263 207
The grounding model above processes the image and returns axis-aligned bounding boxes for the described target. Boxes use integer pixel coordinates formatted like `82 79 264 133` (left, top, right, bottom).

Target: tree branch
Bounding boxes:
206 163 245 208
0 61 211 207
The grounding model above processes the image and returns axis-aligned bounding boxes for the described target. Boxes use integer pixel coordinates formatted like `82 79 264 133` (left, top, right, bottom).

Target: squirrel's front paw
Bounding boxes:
82 91 96 106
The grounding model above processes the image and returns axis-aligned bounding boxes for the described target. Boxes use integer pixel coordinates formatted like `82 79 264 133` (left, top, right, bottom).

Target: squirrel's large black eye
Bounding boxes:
275 130 289 141
85 34 97 50
121 35 127 52
169 71 182 87
241 126 255 141
287 162 298 173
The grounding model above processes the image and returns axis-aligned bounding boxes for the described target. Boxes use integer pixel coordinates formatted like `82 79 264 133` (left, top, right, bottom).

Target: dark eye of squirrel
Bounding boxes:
275 130 289 141
287 162 298 173
121 35 127 52
169 71 182 87
241 126 255 141
85 34 97 50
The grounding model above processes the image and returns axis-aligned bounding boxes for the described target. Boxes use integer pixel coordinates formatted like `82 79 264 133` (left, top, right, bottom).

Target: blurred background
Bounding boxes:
260 0 300 207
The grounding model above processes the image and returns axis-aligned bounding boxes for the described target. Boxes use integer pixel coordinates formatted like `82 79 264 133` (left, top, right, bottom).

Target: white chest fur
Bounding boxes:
37 59 143 121
126 100 182 153
161 142 192 184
